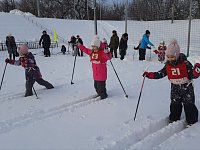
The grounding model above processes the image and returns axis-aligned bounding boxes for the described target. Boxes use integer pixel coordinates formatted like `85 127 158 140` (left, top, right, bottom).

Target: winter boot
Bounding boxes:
25 91 33 97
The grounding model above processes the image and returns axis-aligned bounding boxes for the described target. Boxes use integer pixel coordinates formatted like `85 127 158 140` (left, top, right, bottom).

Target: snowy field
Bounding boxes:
0 10 200 150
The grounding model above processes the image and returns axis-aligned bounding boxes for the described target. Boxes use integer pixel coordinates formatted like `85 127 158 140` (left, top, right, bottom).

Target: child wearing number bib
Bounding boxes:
78 35 112 100
143 39 199 127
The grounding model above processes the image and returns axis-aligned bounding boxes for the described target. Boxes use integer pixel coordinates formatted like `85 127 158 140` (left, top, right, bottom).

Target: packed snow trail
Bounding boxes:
0 94 101 134
103 117 169 150
103 118 187 150
128 120 186 150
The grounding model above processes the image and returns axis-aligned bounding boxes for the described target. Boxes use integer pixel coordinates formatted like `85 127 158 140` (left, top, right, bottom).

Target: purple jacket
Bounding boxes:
79 44 112 81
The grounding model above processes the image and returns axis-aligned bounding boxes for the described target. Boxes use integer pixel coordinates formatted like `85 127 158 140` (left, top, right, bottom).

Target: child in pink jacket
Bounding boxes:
78 35 112 99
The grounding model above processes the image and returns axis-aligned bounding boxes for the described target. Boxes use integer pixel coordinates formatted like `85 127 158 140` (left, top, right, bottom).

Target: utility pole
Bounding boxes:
171 2 175 24
74 0 76 19
36 0 40 17
125 0 128 33
94 0 97 34
187 0 192 57
87 0 89 20
99 0 102 20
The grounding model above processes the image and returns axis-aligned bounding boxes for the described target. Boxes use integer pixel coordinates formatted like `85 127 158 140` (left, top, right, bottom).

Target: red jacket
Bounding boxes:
79 44 112 81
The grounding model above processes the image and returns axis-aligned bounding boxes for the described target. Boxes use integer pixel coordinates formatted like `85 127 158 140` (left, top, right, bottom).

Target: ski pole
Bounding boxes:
32 86 39 99
109 60 128 98
70 54 77 84
134 75 146 121
0 63 8 91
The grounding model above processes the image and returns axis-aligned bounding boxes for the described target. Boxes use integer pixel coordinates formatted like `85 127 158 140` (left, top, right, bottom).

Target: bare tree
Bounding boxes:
1 0 16 12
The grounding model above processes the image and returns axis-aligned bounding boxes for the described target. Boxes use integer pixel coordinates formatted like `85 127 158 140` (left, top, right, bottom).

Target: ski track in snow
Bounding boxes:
0 84 65 104
103 118 187 150
0 94 102 134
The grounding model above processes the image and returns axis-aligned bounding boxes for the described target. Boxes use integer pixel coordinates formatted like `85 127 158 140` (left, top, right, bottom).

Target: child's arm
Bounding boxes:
5 58 20 66
78 44 92 55
103 50 112 61
143 66 167 79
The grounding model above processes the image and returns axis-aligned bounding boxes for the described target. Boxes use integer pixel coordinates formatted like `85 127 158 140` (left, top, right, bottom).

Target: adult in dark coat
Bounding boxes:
6 34 17 60
39 30 51 57
75 35 83 57
119 33 128 60
68 36 76 55
109 30 119 58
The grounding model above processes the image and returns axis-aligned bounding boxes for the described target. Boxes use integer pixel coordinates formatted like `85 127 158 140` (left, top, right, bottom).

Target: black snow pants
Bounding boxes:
44 47 51 57
94 80 108 99
25 78 54 97
169 83 198 124
110 48 118 58
139 48 146 61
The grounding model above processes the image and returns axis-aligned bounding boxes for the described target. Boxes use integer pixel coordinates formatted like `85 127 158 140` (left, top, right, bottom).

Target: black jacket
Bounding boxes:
39 34 51 48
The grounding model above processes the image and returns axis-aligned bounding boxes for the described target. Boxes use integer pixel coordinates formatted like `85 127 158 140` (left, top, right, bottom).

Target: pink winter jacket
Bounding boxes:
79 44 112 81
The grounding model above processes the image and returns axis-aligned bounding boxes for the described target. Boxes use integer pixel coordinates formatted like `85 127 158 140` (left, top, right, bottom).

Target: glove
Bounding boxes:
5 58 10 63
193 63 200 77
147 46 151 49
153 50 159 54
5 58 15 64
142 71 154 79
104 48 110 54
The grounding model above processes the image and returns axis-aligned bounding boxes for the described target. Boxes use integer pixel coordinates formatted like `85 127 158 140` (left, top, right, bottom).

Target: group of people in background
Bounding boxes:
68 35 83 57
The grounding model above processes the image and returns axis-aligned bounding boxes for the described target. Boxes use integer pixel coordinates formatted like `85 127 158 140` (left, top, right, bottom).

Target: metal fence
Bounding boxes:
124 0 200 58
0 41 58 51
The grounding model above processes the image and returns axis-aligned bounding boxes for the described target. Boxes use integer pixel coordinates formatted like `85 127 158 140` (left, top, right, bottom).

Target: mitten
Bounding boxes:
147 46 151 49
142 71 154 79
5 58 15 64
153 50 159 54
193 63 200 77
104 49 110 54
5 58 10 64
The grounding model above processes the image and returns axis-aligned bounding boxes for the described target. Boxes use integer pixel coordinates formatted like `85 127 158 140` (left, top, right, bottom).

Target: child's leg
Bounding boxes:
25 80 34 97
94 81 99 95
169 103 183 122
183 104 198 124
182 84 198 124
169 85 183 122
96 81 107 99
35 78 54 89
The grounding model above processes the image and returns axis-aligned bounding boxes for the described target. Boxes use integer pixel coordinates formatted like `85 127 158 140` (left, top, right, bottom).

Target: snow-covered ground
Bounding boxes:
0 10 200 150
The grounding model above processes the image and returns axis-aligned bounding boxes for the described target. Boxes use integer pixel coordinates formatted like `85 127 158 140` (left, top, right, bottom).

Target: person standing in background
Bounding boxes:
119 33 128 60
109 30 119 58
139 30 154 61
39 30 51 57
6 33 17 60
76 35 83 57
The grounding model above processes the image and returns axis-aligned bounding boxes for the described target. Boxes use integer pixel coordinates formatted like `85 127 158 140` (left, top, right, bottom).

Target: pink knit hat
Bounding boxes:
18 44 28 55
165 39 180 59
